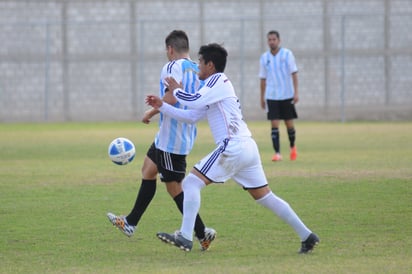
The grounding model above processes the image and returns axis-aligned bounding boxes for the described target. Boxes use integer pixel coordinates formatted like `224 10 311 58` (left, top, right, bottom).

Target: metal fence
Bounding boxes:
0 0 411 122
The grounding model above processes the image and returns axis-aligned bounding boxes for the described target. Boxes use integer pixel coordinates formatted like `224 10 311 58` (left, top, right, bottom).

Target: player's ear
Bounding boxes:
208 61 216 72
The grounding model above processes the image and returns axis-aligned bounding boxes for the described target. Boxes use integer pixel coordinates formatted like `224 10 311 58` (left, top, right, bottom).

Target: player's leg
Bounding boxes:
107 148 158 237
157 143 228 251
157 171 209 251
125 155 158 226
283 99 298 160
271 119 281 159
235 139 319 253
251 186 319 253
285 119 295 146
162 153 216 251
267 100 282 161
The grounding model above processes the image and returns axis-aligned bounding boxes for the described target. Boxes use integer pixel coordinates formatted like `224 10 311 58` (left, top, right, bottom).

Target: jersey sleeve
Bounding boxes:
172 74 232 109
258 53 267 79
159 101 206 124
160 61 183 97
288 51 298 74
169 61 184 83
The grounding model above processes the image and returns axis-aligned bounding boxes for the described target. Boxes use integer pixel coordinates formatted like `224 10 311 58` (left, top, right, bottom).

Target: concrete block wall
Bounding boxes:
0 0 411 122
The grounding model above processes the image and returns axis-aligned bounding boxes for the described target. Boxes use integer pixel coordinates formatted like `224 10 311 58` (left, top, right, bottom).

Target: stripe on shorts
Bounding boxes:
162 151 173 170
199 138 228 174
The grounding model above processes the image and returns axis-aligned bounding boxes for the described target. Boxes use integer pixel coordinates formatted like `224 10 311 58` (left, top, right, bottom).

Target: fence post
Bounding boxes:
340 15 346 123
44 21 51 121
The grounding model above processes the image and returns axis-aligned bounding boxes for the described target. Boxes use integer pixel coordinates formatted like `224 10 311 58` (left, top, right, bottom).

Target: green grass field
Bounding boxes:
1 121 411 274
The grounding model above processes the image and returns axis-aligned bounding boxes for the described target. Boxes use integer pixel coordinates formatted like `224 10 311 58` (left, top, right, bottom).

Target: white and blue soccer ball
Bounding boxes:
108 137 136 165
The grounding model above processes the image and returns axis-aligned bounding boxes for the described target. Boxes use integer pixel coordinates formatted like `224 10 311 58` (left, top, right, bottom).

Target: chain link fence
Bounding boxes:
0 0 411 122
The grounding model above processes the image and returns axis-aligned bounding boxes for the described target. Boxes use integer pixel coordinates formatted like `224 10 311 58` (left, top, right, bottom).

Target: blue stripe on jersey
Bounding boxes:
199 139 228 174
167 117 178 152
162 59 200 155
272 51 282 95
283 50 292 94
167 61 176 74
175 91 202 102
207 74 221 88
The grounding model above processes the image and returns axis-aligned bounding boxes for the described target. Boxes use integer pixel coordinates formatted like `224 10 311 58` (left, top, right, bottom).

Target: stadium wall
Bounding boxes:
0 0 411 122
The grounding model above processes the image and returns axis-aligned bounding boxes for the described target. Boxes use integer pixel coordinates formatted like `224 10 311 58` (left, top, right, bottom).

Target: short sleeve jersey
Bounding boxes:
259 48 298 100
154 58 202 155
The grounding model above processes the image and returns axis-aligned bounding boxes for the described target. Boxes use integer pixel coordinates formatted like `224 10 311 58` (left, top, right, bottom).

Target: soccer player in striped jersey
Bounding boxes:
147 43 319 253
259 30 299 162
107 30 215 251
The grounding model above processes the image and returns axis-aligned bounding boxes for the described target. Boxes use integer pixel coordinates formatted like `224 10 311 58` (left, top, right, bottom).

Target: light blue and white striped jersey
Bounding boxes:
259 48 298 100
154 58 202 155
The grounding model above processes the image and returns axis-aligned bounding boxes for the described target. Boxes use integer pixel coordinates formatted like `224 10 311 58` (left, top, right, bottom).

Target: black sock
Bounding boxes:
287 127 296 148
126 179 156 226
174 192 206 239
271 127 280 153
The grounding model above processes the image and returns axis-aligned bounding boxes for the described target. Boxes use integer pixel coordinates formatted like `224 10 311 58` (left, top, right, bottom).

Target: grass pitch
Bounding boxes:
0 121 411 273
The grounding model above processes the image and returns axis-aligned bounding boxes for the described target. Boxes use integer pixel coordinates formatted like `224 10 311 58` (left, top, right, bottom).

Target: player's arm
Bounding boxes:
163 61 183 106
141 108 159 124
145 95 206 124
292 72 299 104
260 78 266 109
165 76 211 109
258 55 267 110
162 87 178 105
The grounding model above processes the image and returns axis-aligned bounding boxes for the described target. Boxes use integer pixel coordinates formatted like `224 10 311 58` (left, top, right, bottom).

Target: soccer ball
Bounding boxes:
108 137 136 165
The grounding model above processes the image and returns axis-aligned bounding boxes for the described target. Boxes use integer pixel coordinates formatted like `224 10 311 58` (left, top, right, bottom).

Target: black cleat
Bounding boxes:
157 231 193 252
299 233 320 254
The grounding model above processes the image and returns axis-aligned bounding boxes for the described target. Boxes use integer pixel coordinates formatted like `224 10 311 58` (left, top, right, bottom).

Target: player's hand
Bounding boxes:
141 109 154 124
145 95 163 109
293 95 299 104
260 99 266 109
165 77 183 92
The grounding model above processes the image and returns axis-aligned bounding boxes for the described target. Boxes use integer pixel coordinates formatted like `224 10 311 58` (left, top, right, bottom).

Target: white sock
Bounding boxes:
256 192 312 241
180 173 205 241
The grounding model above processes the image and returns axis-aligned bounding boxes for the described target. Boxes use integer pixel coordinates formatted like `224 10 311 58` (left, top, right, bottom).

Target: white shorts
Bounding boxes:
194 137 268 189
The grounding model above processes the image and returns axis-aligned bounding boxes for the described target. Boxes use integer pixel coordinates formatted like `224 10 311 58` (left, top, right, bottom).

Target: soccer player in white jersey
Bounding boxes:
259 30 299 162
107 30 216 251
146 43 319 253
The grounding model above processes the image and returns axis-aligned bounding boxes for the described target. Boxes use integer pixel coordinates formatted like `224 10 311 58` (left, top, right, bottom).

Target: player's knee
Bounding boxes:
166 182 182 197
182 173 206 192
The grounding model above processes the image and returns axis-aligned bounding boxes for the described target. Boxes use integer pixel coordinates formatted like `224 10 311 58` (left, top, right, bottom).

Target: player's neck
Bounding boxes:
270 47 280 55
173 53 190 60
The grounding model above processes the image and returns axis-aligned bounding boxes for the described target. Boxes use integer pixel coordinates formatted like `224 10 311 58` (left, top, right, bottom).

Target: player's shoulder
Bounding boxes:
281 47 295 56
260 51 270 58
205 73 231 88
163 58 196 73
161 60 179 74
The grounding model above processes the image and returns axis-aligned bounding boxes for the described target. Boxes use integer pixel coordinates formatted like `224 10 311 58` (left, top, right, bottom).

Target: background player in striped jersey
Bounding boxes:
147 43 319 253
107 30 216 251
259 30 299 162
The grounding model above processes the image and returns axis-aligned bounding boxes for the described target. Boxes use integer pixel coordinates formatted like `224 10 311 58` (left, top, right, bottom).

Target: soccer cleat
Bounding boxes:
271 153 282 161
290 146 298 161
107 212 135 237
198 227 217 251
299 233 320 254
157 231 193 252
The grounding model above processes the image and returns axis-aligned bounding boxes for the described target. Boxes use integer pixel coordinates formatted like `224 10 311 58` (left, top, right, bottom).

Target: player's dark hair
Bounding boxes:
198 43 228 73
267 30 280 39
165 30 189 53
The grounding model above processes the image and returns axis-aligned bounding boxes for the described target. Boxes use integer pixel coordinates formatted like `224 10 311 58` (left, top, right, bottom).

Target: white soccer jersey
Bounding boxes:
154 58 201 155
259 48 298 100
172 73 251 144
159 72 267 188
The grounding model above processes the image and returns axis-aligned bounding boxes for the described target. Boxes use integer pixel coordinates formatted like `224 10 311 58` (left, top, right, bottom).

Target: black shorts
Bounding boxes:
146 142 186 183
267 98 298 120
